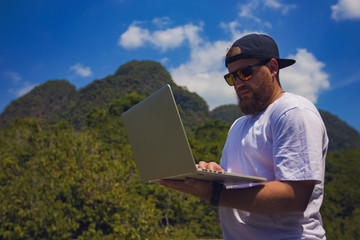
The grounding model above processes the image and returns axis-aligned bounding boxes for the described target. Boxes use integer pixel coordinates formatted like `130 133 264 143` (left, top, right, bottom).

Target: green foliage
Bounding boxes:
210 104 243 124
0 119 162 239
1 60 210 130
1 105 360 239
2 61 359 152
321 149 360 240
108 93 144 116
1 60 360 239
319 110 360 152
189 120 230 164
0 80 77 127
0 103 222 239
172 85 209 129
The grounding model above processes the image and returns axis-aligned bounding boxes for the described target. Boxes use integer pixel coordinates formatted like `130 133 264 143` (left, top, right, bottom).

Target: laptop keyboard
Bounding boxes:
199 168 225 174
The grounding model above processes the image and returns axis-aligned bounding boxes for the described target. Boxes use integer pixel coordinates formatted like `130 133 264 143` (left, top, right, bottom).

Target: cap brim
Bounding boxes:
278 59 296 69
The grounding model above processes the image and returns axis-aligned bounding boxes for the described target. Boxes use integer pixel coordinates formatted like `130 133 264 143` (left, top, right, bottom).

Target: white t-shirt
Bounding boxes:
219 93 328 240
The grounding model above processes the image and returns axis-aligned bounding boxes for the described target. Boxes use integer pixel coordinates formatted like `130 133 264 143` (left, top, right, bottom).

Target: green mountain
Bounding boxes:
1 60 359 152
1 60 360 239
319 110 360 152
211 104 243 123
1 60 209 130
0 80 77 126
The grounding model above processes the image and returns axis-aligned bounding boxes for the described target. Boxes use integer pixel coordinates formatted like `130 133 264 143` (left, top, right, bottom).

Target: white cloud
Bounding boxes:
331 0 360 21
118 21 203 51
183 23 204 48
152 17 172 28
4 71 37 97
118 19 238 109
331 70 360 88
70 63 93 77
170 40 235 109
118 19 329 108
169 27 264 109
264 0 296 14
238 0 262 22
8 82 37 97
170 45 330 109
171 65 236 110
118 25 150 48
160 57 169 65
170 28 266 109
150 27 186 51
219 21 261 43
16 83 37 97
219 21 240 37
238 0 296 21
281 49 330 103
4 71 21 83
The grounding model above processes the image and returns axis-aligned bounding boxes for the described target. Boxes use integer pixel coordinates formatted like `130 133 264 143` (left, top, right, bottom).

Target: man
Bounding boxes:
160 33 328 239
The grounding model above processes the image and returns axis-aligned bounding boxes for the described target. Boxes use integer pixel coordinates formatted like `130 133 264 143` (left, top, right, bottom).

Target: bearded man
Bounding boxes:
160 34 328 240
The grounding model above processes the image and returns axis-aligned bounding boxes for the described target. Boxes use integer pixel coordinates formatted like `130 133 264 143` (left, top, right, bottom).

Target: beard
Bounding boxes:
237 76 274 115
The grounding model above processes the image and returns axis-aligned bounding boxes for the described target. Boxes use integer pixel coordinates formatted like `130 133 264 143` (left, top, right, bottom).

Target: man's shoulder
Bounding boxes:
280 92 314 106
273 92 319 115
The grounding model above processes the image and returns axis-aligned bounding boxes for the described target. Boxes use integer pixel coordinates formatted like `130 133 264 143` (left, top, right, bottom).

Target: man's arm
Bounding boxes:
159 161 315 214
219 180 315 213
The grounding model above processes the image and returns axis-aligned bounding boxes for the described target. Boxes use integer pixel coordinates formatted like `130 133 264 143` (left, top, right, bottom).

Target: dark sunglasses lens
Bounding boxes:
238 67 253 81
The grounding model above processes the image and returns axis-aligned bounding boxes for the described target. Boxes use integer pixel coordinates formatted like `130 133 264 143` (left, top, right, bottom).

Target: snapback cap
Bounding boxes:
225 34 295 69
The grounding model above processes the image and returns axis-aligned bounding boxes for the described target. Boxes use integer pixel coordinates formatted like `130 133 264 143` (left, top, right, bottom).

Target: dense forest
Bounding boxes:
1 60 360 239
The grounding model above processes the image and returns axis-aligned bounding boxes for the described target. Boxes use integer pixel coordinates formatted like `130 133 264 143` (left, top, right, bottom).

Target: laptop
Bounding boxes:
122 84 266 185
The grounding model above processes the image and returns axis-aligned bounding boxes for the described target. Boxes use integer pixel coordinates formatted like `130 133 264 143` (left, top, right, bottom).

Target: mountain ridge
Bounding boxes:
1 60 209 129
1 60 359 152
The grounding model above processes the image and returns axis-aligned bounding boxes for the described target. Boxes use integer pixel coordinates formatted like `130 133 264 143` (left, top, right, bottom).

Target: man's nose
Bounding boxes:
234 77 245 89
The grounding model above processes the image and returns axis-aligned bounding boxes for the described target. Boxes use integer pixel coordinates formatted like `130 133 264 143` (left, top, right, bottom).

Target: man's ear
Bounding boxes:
268 58 279 77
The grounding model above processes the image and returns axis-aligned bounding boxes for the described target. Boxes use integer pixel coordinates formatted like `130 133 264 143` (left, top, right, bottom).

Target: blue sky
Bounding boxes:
1 0 360 132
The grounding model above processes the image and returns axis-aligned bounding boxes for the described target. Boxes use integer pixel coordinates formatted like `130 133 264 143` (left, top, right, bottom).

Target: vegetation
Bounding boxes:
1 60 360 239
0 61 208 130
319 110 360 152
210 104 243 124
322 149 360 239
0 96 222 239
0 80 77 127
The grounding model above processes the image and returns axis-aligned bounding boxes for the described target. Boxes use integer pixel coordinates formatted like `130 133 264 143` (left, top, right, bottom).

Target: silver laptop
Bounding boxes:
122 84 266 185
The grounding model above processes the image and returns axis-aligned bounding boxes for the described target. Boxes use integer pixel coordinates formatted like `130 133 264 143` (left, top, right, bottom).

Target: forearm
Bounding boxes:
159 177 316 214
218 180 315 213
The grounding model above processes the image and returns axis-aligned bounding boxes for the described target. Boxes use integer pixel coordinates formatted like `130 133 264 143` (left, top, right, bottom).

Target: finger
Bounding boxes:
198 161 207 169
208 162 225 172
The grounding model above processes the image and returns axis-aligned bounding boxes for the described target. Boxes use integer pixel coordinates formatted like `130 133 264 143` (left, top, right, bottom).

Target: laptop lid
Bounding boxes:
122 85 266 185
122 85 197 182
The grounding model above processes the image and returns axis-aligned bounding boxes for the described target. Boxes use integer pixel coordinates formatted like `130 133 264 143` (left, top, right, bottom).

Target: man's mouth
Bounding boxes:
237 88 252 97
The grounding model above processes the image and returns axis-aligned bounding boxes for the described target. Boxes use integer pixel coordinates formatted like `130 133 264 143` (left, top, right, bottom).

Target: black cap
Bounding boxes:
225 34 295 69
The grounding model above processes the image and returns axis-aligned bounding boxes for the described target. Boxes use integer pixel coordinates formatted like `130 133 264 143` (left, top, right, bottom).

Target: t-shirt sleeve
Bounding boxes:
272 107 326 182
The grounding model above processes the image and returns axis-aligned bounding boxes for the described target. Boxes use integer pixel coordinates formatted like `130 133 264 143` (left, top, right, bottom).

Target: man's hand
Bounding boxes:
159 161 223 202
159 178 213 202
196 161 224 172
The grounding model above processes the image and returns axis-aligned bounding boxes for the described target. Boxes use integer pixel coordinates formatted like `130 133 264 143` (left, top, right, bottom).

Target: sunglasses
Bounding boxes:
224 59 270 86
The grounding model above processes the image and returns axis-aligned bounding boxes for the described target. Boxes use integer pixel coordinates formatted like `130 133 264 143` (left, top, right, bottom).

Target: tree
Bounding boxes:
322 149 360 239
